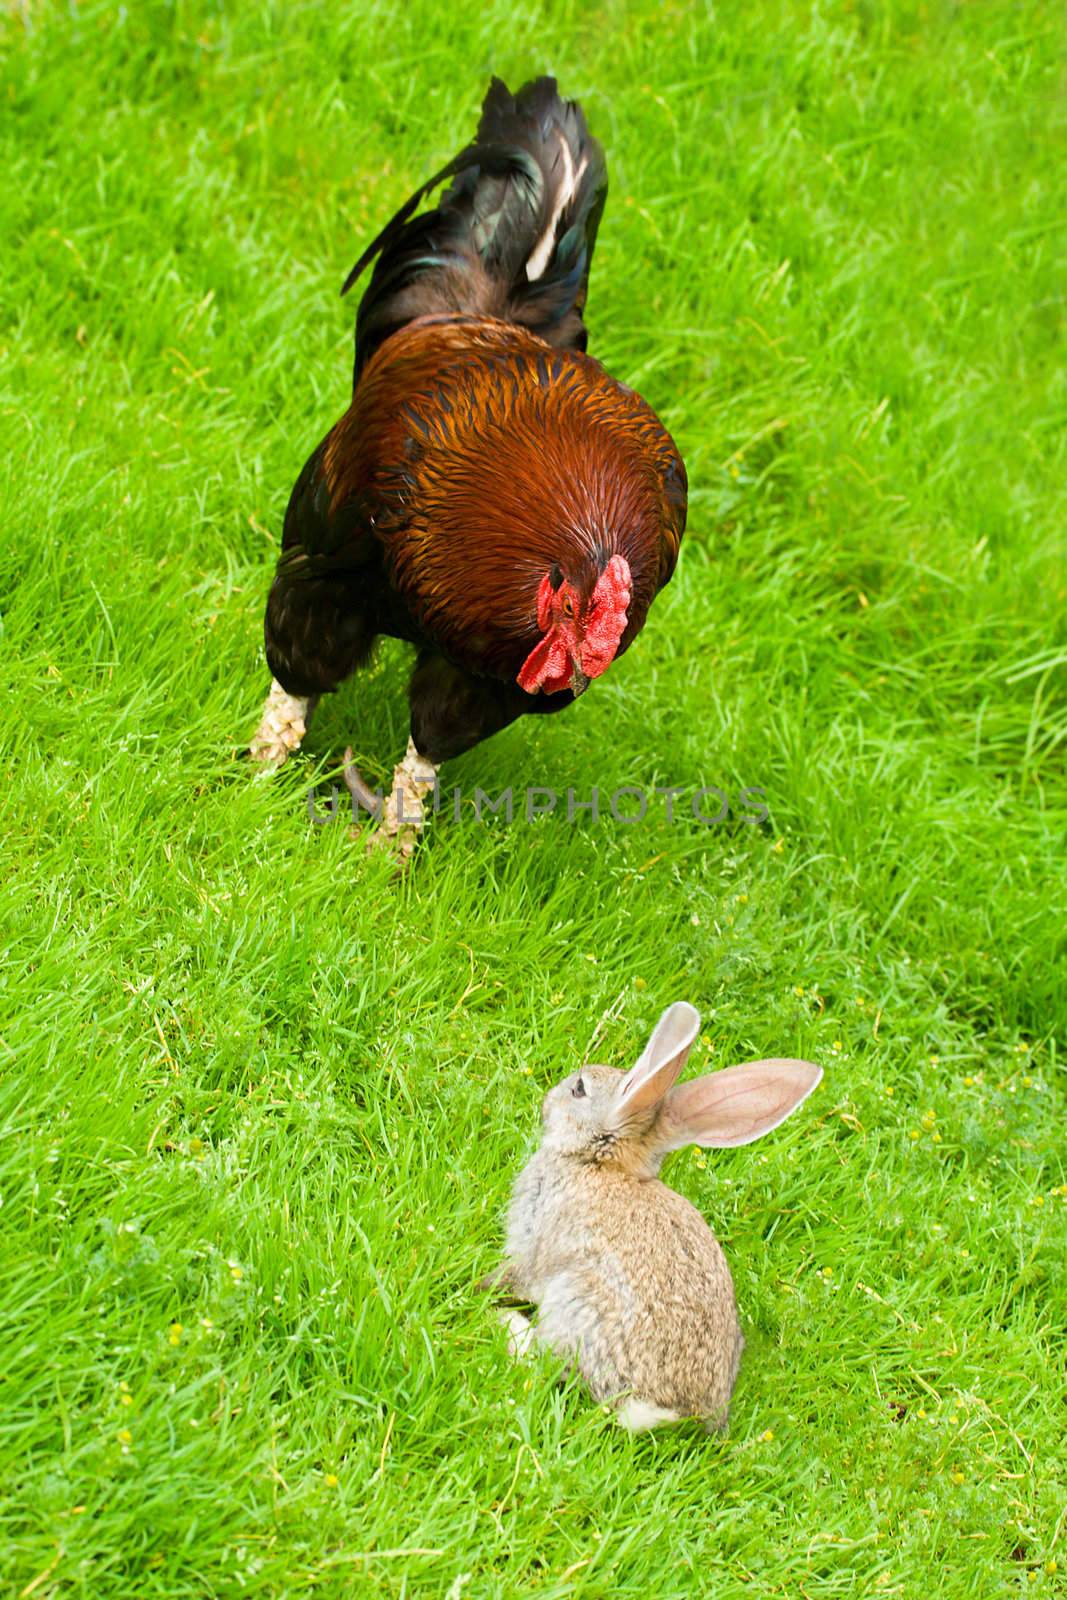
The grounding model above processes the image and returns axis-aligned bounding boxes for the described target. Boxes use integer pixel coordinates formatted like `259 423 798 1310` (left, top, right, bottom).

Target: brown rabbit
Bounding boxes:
495 1002 821 1430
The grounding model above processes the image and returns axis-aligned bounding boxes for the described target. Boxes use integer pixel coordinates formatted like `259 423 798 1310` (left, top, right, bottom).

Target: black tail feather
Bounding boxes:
343 76 607 381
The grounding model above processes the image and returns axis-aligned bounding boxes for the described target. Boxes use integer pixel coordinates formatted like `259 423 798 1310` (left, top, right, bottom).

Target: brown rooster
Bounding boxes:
251 76 687 854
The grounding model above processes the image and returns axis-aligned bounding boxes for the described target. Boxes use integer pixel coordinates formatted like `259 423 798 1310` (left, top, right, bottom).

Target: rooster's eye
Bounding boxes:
572 1076 586 1099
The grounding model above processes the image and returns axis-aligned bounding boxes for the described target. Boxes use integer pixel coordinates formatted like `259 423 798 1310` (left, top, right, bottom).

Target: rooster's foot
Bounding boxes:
342 751 382 816
250 680 309 767
347 737 439 865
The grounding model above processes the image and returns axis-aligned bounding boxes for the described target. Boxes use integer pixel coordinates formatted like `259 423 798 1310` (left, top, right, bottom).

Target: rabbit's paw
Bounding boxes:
500 1308 538 1361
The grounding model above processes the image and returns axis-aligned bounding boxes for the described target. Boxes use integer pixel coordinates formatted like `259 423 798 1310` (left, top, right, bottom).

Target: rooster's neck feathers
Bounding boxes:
322 317 685 684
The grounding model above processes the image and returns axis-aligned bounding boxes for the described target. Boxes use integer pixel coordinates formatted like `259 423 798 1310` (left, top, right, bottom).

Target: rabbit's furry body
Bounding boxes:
496 1007 821 1431
507 1138 744 1426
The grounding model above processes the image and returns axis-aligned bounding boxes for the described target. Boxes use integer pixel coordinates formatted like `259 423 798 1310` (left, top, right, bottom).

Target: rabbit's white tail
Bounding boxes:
616 1398 682 1431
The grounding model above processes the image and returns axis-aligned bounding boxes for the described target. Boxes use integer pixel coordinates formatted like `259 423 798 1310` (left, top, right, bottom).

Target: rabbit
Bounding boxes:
493 1001 822 1431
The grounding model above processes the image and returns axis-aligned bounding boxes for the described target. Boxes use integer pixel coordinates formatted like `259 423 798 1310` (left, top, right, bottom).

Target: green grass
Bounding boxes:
1 0 1065 1594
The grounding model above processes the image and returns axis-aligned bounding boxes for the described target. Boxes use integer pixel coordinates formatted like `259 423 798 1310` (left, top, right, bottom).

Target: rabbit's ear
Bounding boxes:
656 1059 823 1151
615 1002 701 1119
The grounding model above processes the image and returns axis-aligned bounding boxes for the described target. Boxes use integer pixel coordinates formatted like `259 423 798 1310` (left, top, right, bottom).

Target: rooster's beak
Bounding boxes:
570 663 589 697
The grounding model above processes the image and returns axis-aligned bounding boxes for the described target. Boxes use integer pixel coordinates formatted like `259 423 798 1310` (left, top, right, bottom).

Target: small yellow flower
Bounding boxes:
931 1131 942 1144
963 1076 974 1087
1015 1042 1029 1053
855 997 866 1008
633 977 647 991
117 1428 132 1446
168 1322 182 1346
909 1130 921 1141
793 984 805 997
324 1472 339 1488
120 1393 132 1407
950 1470 965 1484
831 1040 842 1052
884 1085 895 1096
820 1266 833 1279
1022 1075 1033 1088
760 1428 774 1442
772 839 784 854
1046 1561 1058 1576
188 1137 204 1156
522 1066 532 1076
1029 1195 1045 1208
736 893 749 904
229 1261 243 1282
918 1408 927 1418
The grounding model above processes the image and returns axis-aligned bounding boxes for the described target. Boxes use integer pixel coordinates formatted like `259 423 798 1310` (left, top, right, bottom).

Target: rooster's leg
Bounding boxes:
361 737 439 863
249 679 312 766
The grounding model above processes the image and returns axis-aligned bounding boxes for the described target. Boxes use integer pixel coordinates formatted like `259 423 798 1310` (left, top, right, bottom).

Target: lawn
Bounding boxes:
1 0 1064 1594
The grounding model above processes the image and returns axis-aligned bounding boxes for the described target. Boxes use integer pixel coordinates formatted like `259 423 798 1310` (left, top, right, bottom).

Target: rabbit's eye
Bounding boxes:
572 1077 586 1099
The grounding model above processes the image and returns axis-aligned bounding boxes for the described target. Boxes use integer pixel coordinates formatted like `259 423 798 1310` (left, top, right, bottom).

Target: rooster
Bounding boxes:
251 76 687 855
